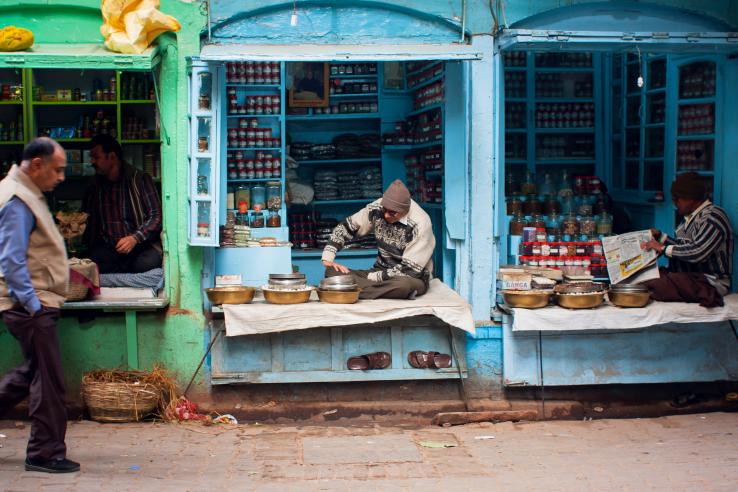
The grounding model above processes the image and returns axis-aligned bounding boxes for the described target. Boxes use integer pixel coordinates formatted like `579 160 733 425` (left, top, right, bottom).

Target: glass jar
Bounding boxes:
250 211 265 228
235 185 250 212
562 213 579 238
505 172 521 195
539 172 555 196
545 213 561 238
580 214 596 237
521 170 537 195
597 212 613 236
267 211 281 227
506 194 523 215
543 195 561 215
251 185 266 210
509 212 527 236
522 194 541 215
529 213 546 229
560 195 575 215
266 182 281 210
577 195 594 216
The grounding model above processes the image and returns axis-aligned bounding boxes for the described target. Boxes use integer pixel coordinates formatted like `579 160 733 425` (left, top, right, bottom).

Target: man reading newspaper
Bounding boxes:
640 172 733 307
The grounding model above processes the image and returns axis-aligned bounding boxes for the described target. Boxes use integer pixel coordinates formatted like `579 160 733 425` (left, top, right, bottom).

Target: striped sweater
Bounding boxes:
662 201 733 282
321 199 435 283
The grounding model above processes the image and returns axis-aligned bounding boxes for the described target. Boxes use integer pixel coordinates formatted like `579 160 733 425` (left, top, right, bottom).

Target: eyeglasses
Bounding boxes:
382 207 401 218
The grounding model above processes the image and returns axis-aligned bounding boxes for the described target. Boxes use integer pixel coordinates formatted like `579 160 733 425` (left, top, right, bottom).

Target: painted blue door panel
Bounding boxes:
219 333 273 373
282 329 333 371
210 316 467 384
503 319 738 386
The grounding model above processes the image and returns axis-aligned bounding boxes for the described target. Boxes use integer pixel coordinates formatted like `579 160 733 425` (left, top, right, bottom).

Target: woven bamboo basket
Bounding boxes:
66 282 89 301
82 379 161 423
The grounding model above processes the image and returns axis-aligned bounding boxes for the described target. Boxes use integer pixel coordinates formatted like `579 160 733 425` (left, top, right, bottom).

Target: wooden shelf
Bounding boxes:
286 113 380 121
407 103 443 117
32 101 117 106
294 158 380 165
407 74 444 92
120 100 156 104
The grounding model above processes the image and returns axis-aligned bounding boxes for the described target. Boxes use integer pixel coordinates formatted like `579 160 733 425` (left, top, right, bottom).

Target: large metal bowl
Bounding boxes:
502 290 552 309
268 278 307 288
317 289 361 304
262 288 312 304
608 291 651 308
205 286 256 305
556 292 605 309
321 275 356 286
269 273 306 280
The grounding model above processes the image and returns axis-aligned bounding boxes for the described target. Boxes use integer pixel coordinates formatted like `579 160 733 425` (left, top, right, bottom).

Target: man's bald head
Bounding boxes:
20 137 66 192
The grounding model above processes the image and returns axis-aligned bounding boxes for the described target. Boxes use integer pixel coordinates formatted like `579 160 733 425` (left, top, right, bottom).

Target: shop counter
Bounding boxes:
501 296 738 387
208 280 471 384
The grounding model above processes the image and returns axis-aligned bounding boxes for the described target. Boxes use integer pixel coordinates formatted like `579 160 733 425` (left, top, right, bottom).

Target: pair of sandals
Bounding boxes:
346 350 452 370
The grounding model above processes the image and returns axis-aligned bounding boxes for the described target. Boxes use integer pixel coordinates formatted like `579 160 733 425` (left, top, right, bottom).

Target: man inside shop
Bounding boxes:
84 134 162 273
322 179 435 300
641 172 733 307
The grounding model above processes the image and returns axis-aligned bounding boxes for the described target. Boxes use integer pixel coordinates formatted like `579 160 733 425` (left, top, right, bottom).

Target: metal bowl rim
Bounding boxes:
268 273 306 280
320 275 357 285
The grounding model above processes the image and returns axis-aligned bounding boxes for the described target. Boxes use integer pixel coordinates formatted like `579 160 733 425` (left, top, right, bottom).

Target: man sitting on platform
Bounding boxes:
84 134 162 274
642 172 733 307
322 179 435 300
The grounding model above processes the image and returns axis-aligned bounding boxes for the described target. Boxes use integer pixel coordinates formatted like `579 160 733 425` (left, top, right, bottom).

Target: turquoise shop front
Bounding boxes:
188 2 497 387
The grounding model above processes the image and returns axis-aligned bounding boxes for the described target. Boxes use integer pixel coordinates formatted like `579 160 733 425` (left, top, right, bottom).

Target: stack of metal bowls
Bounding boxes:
554 282 606 309
319 275 358 291
608 283 651 308
268 273 307 290
317 275 360 304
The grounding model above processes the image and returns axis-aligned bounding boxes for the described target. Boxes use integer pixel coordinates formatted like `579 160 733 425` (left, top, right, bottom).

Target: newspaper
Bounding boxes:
601 230 660 284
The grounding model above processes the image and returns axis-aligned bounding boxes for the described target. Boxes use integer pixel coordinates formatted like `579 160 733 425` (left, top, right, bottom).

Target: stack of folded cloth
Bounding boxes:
358 166 383 199
315 218 339 249
313 169 338 201
290 142 313 161
233 225 251 247
337 169 363 200
332 133 381 158
259 237 278 247
310 143 336 160
219 211 236 247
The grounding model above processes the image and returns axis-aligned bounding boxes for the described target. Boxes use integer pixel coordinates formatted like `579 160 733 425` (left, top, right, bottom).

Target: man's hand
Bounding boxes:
115 235 138 255
641 239 664 254
322 260 349 274
650 228 662 240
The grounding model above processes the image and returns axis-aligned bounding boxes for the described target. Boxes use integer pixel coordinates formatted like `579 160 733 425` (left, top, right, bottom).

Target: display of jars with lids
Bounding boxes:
509 212 527 236
562 212 579 238
235 184 250 212
506 194 523 215
251 209 265 228
267 210 281 228
579 214 596 238
522 194 542 215
597 212 613 236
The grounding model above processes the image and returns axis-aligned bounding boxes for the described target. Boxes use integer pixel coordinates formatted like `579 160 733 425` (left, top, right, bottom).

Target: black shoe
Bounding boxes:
25 457 80 473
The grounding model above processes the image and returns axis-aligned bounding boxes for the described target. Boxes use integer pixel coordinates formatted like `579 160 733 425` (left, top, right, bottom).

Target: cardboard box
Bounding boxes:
500 272 532 291
56 89 72 102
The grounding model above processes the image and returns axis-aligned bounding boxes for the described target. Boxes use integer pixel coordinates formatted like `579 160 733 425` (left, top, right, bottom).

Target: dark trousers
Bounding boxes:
326 268 428 300
643 268 724 308
89 242 162 274
0 307 67 460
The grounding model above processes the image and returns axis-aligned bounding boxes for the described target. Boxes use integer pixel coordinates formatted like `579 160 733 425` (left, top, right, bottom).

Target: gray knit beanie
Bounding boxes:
381 179 411 213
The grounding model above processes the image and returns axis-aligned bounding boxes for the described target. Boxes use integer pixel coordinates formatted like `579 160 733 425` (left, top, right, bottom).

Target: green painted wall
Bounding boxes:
0 0 210 401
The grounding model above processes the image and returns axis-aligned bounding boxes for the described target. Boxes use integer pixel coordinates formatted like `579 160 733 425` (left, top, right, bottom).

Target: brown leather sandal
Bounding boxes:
347 351 391 370
408 351 452 369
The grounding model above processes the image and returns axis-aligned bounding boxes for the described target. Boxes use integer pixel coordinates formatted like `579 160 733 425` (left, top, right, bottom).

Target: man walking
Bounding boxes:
0 137 80 473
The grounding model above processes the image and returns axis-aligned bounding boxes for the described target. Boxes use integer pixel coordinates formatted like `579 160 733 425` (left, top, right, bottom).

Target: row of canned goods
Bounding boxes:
227 128 280 149
228 93 281 115
226 62 281 85
227 152 281 179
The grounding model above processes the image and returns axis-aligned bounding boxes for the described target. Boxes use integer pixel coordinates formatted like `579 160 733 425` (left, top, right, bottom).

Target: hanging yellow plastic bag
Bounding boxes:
100 0 180 54
0 26 34 52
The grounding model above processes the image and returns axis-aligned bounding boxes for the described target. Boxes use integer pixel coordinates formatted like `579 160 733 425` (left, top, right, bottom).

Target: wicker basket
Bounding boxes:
82 379 161 423
66 282 90 301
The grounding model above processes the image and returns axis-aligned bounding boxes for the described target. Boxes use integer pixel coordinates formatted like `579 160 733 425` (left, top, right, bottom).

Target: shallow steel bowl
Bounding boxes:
320 275 356 286
205 286 256 305
269 273 306 280
268 278 307 288
317 289 361 304
262 288 312 304
502 290 552 309
556 292 604 309
608 291 651 308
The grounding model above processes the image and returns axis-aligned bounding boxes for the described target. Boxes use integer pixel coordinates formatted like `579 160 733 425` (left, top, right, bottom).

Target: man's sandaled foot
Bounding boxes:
25 457 80 474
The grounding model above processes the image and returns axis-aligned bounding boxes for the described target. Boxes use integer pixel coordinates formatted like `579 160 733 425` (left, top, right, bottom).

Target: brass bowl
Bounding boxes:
262 288 312 305
608 291 651 308
556 292 604 309
317 289 361 304
502 290 552 309
205 286 256 305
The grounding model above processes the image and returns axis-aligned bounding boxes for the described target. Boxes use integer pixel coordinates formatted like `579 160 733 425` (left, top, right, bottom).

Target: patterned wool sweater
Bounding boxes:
321 199 435 283
663 201 733 281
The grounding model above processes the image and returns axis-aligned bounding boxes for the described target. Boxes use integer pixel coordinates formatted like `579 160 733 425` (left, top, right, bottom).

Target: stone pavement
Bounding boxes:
1 412 737 491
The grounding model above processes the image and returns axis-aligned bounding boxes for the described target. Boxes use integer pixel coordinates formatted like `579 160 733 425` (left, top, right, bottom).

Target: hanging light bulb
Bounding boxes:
637 76 644 88
290 0 298 26
635 46 643 88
